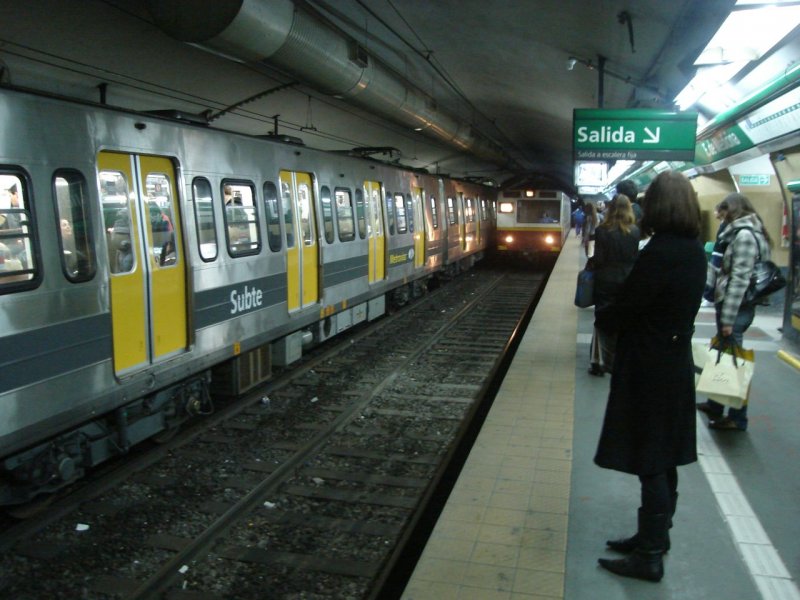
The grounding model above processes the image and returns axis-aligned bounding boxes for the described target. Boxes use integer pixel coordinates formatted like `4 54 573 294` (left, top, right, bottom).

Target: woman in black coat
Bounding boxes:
593 171 707 583
589 195 640 375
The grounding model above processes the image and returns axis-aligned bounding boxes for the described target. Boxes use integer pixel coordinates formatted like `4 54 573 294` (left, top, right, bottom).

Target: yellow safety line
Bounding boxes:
777 350 800 372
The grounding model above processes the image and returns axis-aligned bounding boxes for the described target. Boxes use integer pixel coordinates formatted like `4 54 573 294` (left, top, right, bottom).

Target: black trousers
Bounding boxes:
638 468 677 514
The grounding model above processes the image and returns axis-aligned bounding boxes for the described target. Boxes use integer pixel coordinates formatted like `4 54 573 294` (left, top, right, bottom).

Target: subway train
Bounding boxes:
0 85 497 507
494 188 572 258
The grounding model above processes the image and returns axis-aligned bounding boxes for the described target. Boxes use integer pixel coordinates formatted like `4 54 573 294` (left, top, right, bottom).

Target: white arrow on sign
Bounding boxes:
643 126 661 144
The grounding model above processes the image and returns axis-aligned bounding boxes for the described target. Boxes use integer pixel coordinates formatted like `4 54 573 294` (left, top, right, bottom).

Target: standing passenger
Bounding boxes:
588 195 640 376
702 201 729 305
616 179 641 224
593 171 706 582
573 204 585 236
582 203 598 257
1 184 22 230
697 193 770 431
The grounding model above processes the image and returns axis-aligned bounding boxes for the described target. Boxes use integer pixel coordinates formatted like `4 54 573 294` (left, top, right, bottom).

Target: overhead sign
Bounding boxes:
695 86 800 165
739 174 771 186
573 109 698 161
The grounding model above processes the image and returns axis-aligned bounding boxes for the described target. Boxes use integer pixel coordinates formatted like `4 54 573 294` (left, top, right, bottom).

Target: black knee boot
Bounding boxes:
606 492 677 553
599 512 668 582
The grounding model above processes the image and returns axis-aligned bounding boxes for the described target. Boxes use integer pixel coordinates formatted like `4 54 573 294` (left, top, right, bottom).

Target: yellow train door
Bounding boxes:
412 186 425 268
364 180 385 283
280 170 318 310
98 151 187 375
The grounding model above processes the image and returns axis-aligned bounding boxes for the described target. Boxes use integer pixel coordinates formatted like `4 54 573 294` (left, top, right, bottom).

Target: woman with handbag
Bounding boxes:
594 171 707 582
589 195 640 375
697 192 771 431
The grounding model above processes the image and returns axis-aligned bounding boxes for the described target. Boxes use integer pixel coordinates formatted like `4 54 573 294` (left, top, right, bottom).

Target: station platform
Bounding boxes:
401 234 800 600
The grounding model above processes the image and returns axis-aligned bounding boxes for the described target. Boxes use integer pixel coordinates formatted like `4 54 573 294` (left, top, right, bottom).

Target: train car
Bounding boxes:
494 188 571 258
0 85 496 506
436 178 495 277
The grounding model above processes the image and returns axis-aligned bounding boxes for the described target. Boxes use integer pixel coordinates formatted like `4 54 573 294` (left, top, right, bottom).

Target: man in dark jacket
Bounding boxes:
594 171 706 583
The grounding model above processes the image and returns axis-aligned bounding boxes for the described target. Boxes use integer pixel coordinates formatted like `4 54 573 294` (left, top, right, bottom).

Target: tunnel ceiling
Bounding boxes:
0 0 737 194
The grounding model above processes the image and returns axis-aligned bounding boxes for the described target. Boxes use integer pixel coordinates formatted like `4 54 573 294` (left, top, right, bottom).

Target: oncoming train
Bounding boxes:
494 188 571 258
0 86 496 507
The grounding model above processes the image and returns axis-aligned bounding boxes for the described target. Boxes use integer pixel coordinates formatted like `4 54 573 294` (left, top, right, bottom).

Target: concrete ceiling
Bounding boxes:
0 0 735 193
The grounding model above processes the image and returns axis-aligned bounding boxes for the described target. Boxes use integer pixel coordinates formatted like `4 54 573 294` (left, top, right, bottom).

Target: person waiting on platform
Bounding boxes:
573 204 585 235
582 203 598 257
224 185 242 206
1 184 28 264
1 184 22 230
697 193 770 431
593 171 706 583
588 194 640 376
616 179 641 224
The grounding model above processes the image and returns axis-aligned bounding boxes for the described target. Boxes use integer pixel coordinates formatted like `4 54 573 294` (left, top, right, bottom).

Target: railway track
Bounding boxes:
0 266 545 599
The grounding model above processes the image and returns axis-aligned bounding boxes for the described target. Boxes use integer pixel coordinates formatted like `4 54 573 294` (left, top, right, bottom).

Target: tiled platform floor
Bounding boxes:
402 234 800 600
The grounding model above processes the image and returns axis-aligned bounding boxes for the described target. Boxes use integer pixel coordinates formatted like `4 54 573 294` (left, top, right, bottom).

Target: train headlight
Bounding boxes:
504 234 514 244
544 235 555 245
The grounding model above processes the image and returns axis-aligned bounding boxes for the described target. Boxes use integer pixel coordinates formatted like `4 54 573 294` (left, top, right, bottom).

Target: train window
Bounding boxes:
100 170 135 275
0 174 38 289
465 198 475 223
335 188 355 242
222 181 261 257
263 181 282 252
146 173 177 267
394 193 407 234
517 200 537 223
355 188 366 238
281 181 295 248
192 178 217 261
405 194 414 233
447 197 456 225
429 196 439 229
385 192 395 235
538 201 561 223
297 181 315 246
54 171 96 282
368 186 382 237
320 186 335 244
480 198 488 221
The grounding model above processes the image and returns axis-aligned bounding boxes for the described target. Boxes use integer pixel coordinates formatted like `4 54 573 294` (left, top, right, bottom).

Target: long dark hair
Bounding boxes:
721 192 772 246
584 202 598 225
640 171 701 238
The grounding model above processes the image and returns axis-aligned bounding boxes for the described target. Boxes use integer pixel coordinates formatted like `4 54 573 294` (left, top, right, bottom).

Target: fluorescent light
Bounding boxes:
673 1 800 111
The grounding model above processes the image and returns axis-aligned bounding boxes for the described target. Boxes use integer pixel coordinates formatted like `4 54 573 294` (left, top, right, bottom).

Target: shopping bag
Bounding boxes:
574 268 594 308
695 338 754 409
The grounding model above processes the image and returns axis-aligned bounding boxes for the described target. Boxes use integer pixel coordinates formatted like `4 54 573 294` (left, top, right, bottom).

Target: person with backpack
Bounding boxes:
697 192 771 431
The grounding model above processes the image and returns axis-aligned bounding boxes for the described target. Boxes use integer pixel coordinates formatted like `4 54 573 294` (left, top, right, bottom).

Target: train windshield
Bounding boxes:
517 199 561 224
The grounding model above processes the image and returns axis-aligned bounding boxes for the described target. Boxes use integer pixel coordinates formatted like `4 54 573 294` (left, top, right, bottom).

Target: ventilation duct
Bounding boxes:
146 0 508 165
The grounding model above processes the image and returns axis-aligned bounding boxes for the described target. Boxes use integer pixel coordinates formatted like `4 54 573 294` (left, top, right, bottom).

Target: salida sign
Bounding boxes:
573 109 698 161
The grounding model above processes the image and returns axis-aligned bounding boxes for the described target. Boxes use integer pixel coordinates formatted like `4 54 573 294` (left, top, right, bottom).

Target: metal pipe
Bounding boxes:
146 0 508 165
597 55 606 108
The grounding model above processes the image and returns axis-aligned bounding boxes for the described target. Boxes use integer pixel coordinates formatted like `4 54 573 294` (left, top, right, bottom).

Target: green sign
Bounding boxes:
573 109 698 161
739 174 771 186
